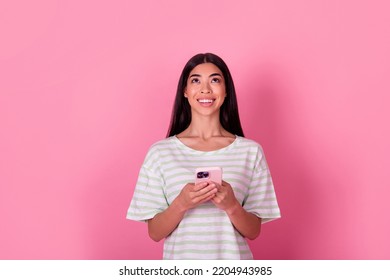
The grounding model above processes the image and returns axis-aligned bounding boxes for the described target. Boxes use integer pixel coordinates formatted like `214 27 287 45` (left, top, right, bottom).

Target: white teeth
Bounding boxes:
198 99 213 103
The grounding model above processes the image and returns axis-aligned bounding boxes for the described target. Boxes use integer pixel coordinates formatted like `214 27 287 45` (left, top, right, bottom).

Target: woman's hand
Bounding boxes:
147 181 218 242
211 180 240 212
212 180 262 240
176 182 218 212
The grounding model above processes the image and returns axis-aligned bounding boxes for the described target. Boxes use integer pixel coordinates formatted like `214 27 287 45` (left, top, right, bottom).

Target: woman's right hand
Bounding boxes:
147 181 218 242
175 182 218 211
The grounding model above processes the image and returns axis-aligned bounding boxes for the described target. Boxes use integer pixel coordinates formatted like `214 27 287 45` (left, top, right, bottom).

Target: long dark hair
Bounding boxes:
167 53 244 137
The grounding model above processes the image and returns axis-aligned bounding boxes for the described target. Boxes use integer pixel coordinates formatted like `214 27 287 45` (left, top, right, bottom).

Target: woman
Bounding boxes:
127 53 281 259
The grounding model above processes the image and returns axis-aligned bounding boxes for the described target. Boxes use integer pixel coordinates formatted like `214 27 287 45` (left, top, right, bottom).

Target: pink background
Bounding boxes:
1 0 389 259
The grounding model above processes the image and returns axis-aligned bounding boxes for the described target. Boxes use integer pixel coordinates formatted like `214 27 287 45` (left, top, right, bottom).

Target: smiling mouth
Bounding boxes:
197 99 215 104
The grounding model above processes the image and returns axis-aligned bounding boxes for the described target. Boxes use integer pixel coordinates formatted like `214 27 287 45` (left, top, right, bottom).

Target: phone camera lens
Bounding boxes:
197 171 209 179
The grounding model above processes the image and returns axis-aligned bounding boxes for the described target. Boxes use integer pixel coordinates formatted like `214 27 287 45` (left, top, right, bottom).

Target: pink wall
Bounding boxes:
1 0 389 259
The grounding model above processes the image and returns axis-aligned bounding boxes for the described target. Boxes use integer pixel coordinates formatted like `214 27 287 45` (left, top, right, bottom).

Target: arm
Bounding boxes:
148 182 218 242
212 181 261 240
147 198 186 242
225 200 262 240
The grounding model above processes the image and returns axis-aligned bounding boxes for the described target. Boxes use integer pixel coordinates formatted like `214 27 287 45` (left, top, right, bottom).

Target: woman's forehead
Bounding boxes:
189 63 223 76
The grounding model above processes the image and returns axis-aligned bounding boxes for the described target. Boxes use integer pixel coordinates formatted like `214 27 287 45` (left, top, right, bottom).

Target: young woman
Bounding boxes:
127 53 281 259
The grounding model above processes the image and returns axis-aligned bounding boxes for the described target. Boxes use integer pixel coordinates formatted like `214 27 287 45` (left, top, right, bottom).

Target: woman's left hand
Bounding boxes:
212 180 261 239
211 180 240 212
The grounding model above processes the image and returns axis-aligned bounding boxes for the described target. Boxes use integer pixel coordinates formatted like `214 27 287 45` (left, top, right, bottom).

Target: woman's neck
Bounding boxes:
178 116 233 140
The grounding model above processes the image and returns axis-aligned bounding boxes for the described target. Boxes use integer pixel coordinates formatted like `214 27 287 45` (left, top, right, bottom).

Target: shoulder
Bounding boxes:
234 136 267 161
141 137 178 169
146 137 177 155
235 137 272 169
150 136 176 148
236 136 264 151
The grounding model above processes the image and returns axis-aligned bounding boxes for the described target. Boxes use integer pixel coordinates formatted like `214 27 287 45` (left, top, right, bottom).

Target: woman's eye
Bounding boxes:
191 78 200 83
211 78 220 83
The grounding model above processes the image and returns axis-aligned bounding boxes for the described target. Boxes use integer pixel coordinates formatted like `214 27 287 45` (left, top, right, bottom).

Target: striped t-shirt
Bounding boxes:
127 136 281 259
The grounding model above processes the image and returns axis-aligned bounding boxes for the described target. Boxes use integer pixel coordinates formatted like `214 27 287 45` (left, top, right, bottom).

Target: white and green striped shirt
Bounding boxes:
127 136 281 259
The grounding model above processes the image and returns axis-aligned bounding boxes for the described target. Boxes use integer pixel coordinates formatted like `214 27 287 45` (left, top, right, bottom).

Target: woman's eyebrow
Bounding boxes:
189 73 222 78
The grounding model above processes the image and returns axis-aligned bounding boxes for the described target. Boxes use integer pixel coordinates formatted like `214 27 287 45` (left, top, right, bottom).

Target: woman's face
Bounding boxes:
184 63 226 118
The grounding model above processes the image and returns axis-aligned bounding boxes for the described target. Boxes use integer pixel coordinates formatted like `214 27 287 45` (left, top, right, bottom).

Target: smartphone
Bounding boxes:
195 167 222 185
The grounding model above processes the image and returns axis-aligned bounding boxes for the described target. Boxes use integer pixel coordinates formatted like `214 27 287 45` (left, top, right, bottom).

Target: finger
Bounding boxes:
195 183 217 195
210 181 222 189
193 182 209 191
214 190 227 201
221 180 231 187
193 187 218 203
198 193 217 204
211 195 222 204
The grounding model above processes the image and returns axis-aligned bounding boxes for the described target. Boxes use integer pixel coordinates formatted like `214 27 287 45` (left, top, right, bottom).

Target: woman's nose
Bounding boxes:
201 84 211 94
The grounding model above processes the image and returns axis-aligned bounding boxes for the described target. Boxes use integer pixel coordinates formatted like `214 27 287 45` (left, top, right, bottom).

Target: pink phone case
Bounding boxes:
195 167 222 185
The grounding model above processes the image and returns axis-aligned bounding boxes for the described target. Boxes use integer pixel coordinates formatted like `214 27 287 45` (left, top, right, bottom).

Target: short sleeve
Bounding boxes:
126 148 168 222
243 146 281 224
